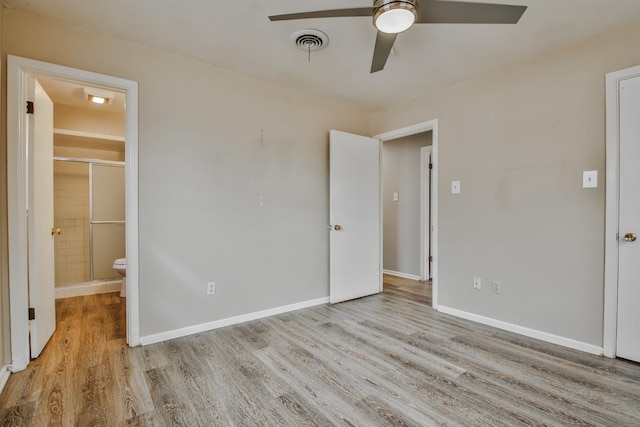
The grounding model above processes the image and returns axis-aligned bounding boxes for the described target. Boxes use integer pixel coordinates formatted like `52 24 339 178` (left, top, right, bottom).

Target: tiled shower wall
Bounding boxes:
53 160 90 285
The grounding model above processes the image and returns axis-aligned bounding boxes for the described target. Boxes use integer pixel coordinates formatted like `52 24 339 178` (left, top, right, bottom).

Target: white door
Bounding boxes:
329 130 381 303
28 78 56 358
617 74 640 363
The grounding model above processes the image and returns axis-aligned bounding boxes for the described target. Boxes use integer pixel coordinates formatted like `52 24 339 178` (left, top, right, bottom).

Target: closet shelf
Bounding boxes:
54 128 125 142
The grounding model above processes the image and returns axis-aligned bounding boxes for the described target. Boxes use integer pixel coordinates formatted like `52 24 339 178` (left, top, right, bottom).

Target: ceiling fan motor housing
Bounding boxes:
373 0 419 34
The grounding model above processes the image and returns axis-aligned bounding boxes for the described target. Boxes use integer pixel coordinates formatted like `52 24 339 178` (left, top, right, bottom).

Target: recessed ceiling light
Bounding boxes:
84 87 114 105
88 95 107 104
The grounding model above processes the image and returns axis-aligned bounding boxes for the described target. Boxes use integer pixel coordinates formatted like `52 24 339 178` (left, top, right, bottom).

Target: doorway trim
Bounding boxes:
420 146 433 282
7 55 140 371
374 119 439 309
604 64 640 358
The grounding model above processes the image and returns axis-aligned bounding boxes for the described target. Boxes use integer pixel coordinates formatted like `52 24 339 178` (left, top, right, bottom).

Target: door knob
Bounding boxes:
333 225 342 231
624 232 637 242
51 227 61 236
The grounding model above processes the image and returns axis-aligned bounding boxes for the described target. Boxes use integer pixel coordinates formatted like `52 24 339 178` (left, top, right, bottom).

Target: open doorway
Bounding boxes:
381 132 432 281
39 77 128 298
7 55 139 372
381 132 432 305
374 119 439 309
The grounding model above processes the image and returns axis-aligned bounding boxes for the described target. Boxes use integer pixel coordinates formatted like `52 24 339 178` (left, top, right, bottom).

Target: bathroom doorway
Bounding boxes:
8 55 139 372
44 77 127 298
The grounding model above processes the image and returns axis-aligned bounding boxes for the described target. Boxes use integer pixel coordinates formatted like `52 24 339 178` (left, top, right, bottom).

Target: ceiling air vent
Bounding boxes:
291 29 329 52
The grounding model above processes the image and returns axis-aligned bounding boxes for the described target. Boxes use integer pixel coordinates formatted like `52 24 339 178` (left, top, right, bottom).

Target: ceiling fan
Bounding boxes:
269 0 527 73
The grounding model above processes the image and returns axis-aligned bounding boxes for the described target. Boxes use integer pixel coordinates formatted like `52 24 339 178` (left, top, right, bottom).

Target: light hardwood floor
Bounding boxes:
1 276 640 426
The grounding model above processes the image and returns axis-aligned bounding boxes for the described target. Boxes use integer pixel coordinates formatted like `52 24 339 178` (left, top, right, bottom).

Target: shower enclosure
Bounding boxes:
53 157 125 287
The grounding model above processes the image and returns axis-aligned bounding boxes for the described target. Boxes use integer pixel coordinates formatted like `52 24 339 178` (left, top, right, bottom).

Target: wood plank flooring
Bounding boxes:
1 276 640 426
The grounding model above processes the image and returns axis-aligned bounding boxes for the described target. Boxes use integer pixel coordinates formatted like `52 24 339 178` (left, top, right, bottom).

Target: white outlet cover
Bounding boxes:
492 281 501 294
451 180 461 194
583 170 597 188
207 282 216 294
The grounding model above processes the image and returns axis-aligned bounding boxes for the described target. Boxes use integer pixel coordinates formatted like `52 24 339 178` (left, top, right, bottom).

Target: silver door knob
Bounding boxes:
624 233 637 242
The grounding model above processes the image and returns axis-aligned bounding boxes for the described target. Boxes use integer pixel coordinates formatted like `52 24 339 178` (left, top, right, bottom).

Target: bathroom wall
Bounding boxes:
382 132 432 277
53 103 125 286
53 160 90 286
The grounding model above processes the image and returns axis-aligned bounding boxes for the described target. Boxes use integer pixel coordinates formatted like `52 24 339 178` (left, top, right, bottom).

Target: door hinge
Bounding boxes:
428 256 433 262
28 307 36 320
429 163 433 170
26 101 34 115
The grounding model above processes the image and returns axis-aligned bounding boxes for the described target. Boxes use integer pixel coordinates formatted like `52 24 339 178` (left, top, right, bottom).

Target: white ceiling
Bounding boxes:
6 0 640 111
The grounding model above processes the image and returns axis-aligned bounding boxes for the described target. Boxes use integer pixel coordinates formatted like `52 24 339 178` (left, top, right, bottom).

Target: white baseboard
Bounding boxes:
437 305 604 356
55 280 122 299
0 366 11 394
140 296 330 346
383 269 421 281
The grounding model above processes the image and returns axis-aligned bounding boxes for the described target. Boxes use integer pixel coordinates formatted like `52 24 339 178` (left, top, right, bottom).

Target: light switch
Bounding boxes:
393 192 399 202
451 180 461 194
583 171 597 188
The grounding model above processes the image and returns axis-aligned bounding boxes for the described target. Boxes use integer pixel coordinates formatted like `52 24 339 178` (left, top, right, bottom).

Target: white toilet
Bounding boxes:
112 258 127 297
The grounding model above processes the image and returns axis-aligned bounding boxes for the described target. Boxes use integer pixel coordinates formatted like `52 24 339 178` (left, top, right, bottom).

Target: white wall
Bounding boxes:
1 9 370 337
383 132 432 276
373 19 640 347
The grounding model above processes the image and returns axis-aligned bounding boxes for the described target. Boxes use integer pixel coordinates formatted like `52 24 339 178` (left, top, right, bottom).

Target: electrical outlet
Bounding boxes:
207 282 216 295
473 277 481 290
492 280 501 294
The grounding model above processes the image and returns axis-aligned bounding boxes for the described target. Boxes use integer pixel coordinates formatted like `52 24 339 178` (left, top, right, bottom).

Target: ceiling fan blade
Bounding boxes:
269 8 375 22
371 31 398 73
417 0 527 24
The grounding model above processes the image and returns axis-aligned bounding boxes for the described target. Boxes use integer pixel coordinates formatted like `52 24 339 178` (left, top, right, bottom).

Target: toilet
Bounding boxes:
112 258 127 297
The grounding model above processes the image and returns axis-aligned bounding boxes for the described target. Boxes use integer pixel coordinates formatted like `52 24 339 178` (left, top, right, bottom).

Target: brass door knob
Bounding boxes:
624 232 637 242
51 228 61 236
333 225 342 231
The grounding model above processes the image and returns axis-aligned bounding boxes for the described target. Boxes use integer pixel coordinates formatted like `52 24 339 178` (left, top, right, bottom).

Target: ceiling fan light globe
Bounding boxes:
374 3 417 34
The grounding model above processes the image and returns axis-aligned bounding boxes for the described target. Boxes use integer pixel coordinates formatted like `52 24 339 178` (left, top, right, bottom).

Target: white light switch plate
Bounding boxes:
451 180 461 194
393 192 399 202
583 170 597 188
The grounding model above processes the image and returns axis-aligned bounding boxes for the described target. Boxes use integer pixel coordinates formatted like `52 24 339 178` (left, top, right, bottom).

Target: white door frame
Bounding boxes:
604 64 640 358
7 55 140 372
374 119 439 309
420 146 433 281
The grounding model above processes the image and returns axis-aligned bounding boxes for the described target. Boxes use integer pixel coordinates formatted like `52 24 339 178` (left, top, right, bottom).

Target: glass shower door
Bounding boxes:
91 164 126 280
